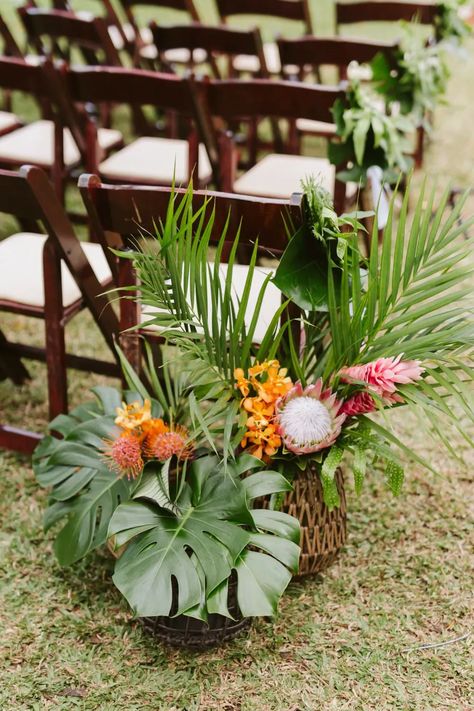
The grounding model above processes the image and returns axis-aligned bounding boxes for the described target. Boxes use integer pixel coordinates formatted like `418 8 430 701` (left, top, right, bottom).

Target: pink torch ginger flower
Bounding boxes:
275 379 346 454
339 355 423 401
339 391 376 416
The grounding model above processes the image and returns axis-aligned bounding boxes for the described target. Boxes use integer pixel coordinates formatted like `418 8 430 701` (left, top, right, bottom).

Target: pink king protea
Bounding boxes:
275 380 346 454
339 354 423 401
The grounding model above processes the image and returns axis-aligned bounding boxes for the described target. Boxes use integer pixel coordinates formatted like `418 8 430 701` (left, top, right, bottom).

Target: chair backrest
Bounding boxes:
19 7 122 66
277 36 398 80
116 0 200 51
336 1 439 31
0 55 52 100
216 0 313 33
0 164 118 350
198 77 344 127
79 172 304 256
60 65 219 182
0 13 24 58
149 23 268 77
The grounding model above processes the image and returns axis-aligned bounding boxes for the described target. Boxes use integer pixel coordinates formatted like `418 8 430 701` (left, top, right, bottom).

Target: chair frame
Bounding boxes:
193 77 347 212
335 1 440 34
79 173 305 372
0 164 120 455
59 64 220 189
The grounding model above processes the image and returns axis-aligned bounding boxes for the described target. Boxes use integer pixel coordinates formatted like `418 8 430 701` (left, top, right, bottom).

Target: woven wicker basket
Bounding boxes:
139 578 251 649
277 466 347 577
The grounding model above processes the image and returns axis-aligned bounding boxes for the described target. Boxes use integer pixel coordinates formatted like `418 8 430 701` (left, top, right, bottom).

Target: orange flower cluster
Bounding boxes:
103 400 193 478
234 361 293 460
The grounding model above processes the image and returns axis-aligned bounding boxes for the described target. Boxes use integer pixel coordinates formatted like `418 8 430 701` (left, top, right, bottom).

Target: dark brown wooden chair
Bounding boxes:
0 164 120 455
335 1 440 36
79 172 304 372
277 36 397 147
18 7 123 66
216 0 313 75
149 22 269 79
0 56 123 201
60 64 219 189
115 0 203 66
194 78 348 213
0 14 25 137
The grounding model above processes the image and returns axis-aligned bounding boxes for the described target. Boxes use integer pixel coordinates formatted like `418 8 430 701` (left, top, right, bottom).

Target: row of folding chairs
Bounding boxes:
24 0 441 72
0 164 304 454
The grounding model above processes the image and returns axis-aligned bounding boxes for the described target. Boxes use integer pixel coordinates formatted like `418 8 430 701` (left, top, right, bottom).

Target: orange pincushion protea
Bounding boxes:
146 425 194 462
103 432 144 479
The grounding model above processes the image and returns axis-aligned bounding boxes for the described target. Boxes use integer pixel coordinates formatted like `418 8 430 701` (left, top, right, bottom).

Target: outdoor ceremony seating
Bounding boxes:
149 23 269 78
115 0 205 66
0 164 120 455
60 64 217 187
0 57 123 200
216 0 313 75
277 36 397 147
196 78 348 212
79 173 304 372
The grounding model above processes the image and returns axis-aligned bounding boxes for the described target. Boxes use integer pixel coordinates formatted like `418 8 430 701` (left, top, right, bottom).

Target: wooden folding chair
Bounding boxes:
18 7 123 67
194 78 348 213
115 0 204 67
216 0 314 75
60 65 219 189
0 165 120 455
149 23 269 79
277 36 397 148
0 13 34 136
79 173 305 373
0 56 124 202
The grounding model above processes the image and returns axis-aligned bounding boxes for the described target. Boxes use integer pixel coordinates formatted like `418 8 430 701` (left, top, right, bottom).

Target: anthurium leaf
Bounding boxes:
235 550 293 617
242 471 292 500
251 508 301 545
54 468 131 565
273 226 340 311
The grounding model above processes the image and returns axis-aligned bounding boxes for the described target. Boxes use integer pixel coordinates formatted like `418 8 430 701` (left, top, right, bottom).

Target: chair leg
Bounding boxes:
43 237 68 419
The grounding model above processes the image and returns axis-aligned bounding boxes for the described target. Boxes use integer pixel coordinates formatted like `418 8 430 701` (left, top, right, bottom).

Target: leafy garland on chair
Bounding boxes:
371 25 449 127
328 81 414 184
435 0 473 46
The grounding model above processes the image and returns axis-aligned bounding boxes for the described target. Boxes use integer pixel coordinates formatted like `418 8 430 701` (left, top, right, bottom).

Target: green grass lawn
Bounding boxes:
1 2 474 709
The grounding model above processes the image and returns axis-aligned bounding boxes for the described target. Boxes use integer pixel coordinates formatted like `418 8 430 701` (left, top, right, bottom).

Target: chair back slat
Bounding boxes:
118 0 200 22
278 36 397 70
201 78 344 125
79 173 304 255
0 56 50 97
0 13 24 57
336 1 439 26
217 0 311 26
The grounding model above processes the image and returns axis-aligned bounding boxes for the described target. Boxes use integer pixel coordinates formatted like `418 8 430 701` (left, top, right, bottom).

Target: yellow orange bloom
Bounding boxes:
115 399 151 431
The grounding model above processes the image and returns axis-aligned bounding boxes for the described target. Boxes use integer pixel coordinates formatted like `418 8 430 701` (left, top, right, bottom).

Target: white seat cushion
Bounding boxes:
139 43 207 64
296 118 337 136
0 233 112 309
0 120 122 168
233 41 280 74
0 111 20 135
234 154 335 199
142 263 280 344
99 136 212 184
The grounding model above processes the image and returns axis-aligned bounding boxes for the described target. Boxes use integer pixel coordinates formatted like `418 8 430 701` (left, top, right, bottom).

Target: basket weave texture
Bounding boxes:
276 466 347 577
139 578 251 649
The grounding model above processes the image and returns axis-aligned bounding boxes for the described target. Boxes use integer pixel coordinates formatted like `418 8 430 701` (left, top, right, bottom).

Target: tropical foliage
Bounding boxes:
371 26 449 126
435 0 473 46
328 81 414 184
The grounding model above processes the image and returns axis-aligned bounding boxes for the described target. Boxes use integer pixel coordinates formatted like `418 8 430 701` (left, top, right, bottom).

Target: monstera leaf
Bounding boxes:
108 455 300 619
33 387 151 566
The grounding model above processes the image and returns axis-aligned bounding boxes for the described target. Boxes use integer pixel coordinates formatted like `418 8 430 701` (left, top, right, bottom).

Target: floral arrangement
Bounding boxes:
371 25 449 127
328 80 414 184
35 178 474 629
435 0 473 46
